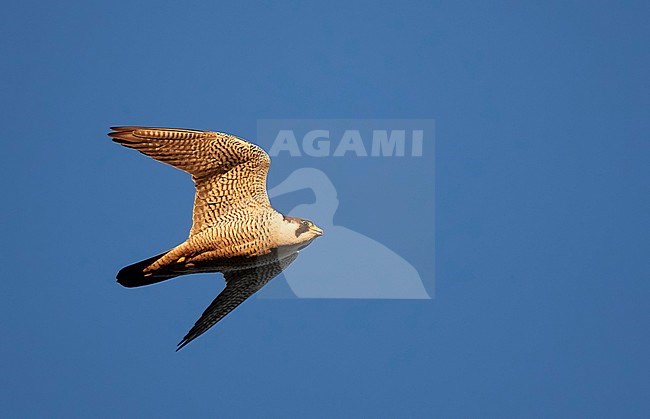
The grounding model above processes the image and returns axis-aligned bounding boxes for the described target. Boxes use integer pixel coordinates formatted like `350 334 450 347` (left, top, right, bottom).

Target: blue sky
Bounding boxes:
1 0 649 417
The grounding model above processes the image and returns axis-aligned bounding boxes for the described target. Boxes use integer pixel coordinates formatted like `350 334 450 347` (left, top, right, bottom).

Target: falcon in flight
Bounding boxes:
109 126 323 350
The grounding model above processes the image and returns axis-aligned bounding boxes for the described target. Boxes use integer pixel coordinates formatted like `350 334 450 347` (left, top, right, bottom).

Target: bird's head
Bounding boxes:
276 215 323 248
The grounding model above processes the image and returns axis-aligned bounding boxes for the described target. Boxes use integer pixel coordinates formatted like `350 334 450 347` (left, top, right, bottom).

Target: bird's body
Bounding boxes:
109 126 323 350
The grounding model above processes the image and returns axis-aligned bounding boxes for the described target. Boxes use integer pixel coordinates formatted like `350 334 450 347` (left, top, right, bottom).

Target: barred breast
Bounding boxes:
190 208 279 259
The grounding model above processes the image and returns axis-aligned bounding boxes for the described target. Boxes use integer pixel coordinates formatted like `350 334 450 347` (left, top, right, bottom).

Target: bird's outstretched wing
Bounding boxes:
176 253 299 351
109 126 272 235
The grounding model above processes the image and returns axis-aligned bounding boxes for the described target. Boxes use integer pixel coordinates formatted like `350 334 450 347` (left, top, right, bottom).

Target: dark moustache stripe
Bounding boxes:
295 223 310 237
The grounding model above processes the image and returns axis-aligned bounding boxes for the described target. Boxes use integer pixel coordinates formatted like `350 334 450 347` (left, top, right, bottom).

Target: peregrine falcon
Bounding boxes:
109 126 323 350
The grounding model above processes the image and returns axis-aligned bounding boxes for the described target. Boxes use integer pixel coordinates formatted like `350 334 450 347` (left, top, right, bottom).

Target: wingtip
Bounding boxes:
108 130 140 144
110 126 141 132
108 126 147 140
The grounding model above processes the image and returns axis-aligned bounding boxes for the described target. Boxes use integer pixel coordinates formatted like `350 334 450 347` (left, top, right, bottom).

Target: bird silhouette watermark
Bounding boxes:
257 119 435 299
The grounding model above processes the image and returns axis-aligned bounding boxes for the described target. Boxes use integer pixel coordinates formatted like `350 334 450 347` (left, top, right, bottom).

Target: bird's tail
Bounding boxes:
116 251 181 288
